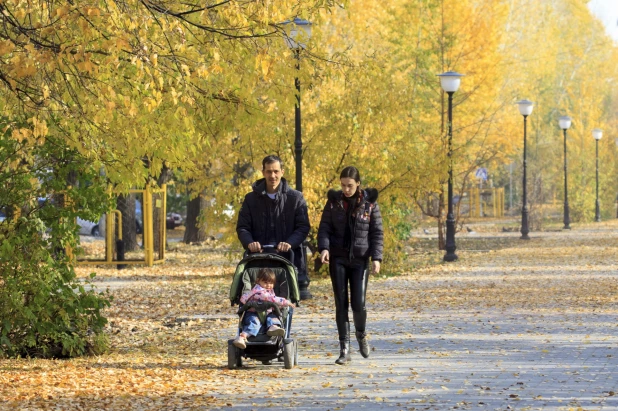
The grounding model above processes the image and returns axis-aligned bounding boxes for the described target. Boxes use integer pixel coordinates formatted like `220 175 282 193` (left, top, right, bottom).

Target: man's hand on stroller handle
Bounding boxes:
247 242 291 253
276 242 291 252
248 242 262 253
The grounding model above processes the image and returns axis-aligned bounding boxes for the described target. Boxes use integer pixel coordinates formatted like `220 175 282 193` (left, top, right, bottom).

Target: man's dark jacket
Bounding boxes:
236 177 310 276
317 188 383 262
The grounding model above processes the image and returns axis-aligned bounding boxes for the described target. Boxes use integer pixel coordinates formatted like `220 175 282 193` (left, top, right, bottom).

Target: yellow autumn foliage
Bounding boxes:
1 0 617 259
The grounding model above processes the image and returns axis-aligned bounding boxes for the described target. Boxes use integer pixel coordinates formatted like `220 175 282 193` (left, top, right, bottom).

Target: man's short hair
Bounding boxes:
262 155 284 170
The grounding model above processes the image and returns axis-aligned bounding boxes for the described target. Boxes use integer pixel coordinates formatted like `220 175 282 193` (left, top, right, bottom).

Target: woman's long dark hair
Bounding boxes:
340 166 361 183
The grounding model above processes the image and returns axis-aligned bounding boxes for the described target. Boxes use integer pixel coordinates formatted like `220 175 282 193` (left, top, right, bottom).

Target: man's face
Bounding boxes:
262 161 284 192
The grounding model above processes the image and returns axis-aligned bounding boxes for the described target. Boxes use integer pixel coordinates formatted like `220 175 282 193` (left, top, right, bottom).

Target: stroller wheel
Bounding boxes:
283 339 295 369
227 340 242 369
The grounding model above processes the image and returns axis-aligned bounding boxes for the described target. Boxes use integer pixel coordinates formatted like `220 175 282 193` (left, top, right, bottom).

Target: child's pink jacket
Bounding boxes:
240 284 290 313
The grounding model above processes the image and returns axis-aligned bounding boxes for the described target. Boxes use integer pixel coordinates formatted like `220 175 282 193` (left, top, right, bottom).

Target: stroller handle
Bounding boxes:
246 244 294 263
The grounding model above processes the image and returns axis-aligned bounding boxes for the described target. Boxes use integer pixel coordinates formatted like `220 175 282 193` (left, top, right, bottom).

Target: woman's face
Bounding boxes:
340 177 360 198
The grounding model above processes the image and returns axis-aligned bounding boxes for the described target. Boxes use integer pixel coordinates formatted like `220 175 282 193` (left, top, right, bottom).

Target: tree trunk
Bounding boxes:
117 194 138 252
183 189 208 244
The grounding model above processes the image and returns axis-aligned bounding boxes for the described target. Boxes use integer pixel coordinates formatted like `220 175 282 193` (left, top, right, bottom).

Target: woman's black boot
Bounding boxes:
335 340 351 365
356 331 370 358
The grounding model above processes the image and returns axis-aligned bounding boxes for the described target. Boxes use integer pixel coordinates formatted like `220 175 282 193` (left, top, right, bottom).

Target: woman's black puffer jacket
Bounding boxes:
317 188 383 262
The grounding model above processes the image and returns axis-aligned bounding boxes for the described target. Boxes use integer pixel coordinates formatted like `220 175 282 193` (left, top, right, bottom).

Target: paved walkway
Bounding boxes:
212 226 618 410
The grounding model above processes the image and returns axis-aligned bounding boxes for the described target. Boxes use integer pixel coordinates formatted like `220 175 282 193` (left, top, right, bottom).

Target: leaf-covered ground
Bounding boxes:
1 220 618 409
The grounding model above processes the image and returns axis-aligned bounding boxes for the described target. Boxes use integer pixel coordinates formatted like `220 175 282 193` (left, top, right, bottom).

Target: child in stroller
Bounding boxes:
228 247 300 369
233 268 294 349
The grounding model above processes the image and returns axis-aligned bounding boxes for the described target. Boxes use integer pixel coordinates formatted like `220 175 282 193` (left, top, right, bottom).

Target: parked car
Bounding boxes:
166 213 183 229
77 200 143 237
0 210 6 222
77 217 101 237
78 217 144 237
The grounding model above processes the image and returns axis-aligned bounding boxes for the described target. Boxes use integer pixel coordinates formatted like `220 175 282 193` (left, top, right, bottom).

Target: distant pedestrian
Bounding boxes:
317 166 384 365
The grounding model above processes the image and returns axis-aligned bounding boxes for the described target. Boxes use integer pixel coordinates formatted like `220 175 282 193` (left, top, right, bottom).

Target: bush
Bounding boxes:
0 219 111 358
0 131 112 358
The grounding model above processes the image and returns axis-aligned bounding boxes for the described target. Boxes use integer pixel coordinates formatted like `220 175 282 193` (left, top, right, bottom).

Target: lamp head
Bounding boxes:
282 18 312 50
558 116 572 130
592 128 603 141
516 99 534 116
437 71 465 93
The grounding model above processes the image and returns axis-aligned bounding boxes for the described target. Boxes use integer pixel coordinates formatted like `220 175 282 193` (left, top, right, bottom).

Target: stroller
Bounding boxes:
228 246 300 369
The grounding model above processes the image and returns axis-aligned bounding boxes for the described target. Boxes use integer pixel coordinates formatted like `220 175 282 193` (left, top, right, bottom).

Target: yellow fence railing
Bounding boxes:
69 184 167 268
465 187 505 218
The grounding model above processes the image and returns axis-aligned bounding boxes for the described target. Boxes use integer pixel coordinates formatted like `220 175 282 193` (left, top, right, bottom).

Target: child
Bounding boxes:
233 268 295 349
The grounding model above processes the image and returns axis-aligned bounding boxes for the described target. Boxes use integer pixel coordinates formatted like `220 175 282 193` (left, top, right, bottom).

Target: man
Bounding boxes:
236 155 311 297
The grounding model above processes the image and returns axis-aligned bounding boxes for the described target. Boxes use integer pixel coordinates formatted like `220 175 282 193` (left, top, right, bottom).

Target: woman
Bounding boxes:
317 166 384 365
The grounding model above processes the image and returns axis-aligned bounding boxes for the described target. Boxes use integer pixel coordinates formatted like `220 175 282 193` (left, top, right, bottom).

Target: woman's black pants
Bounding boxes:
329 257 369 342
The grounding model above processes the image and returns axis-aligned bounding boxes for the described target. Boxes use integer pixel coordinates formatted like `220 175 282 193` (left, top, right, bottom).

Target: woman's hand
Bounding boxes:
320 250 330 264
371 260 381 274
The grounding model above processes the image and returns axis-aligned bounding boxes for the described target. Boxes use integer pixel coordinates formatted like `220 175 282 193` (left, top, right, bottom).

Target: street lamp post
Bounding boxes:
283 18 313 299
283 18 312 193
437 71 465 262
559 116 572 230
517 100 534 240
592 128 603 222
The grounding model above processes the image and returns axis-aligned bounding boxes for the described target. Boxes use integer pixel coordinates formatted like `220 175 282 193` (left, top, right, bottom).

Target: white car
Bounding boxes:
166 213 183 229
77 217 101 237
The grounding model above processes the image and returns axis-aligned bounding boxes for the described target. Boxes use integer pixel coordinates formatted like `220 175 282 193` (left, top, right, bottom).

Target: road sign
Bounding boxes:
475 167 488 181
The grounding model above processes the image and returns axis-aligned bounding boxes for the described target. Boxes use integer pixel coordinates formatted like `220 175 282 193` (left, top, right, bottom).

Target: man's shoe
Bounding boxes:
356 331 370 358
232 335 246 349
266 325 286 337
